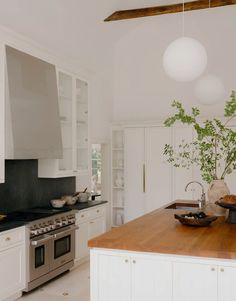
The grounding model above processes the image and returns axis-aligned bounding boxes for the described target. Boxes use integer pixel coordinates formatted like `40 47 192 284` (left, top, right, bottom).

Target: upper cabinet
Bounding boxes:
38 69 90 178
0 43 5 183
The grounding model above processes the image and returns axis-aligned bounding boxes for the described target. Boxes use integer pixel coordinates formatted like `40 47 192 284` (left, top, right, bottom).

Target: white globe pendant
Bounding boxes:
194 74 225 105
163 37 207 82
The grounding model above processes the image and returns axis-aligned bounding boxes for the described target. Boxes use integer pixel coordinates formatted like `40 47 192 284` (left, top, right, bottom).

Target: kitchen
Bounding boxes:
0 1 235 301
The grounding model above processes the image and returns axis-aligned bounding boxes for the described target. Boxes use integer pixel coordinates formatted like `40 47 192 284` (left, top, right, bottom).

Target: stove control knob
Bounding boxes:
30 230 38 236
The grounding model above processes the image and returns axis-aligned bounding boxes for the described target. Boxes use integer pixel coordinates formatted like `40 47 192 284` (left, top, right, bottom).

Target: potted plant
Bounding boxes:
164 91 236 213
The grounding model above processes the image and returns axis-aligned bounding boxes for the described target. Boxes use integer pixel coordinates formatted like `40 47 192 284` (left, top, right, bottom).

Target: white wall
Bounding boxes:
113 6 236 121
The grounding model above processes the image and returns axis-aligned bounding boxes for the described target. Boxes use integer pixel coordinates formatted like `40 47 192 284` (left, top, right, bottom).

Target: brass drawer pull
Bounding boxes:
5 237 11 241
211 267 215 272
220 268 224 272
97 210 99 213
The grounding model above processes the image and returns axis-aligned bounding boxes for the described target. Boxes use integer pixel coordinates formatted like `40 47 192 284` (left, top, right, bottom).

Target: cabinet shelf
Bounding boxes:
112 167 124 170
113 206 124 209
113 186 124 190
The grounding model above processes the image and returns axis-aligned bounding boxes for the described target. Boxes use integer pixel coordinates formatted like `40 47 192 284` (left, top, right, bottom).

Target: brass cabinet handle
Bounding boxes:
97 210 99 213
220 268 224 272
81 215 84 218
133 260 136 264
5 237 11 241
143 164 146 193
125 259 128 263
211 267 215 272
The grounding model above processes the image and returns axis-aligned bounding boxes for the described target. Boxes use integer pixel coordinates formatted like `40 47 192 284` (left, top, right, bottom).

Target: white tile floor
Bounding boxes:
18 262 90 301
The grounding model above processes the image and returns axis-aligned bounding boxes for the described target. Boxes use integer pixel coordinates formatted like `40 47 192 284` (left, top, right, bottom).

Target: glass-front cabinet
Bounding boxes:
38 70 90 178
76 78 89 171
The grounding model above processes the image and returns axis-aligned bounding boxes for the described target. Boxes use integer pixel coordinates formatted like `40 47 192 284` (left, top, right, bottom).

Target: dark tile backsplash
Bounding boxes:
0 160 75 213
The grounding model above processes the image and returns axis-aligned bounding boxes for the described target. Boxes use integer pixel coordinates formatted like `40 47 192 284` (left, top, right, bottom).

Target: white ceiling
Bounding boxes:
0 0 199 71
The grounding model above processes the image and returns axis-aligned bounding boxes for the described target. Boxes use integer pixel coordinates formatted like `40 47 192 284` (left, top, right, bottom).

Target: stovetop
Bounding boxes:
5 206 72 223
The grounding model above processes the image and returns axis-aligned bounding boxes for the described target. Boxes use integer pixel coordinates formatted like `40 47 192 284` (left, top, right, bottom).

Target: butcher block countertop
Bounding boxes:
88 202 236 260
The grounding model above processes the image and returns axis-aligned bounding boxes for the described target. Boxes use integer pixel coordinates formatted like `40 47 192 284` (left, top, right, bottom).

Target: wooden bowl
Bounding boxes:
174 214 217 227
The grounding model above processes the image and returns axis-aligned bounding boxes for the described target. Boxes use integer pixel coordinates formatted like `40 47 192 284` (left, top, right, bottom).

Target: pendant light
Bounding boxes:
194 74 225 105
163 0 208 82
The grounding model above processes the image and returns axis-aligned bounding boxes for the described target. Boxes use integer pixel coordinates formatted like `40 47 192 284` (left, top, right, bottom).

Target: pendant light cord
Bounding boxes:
182 0 185 36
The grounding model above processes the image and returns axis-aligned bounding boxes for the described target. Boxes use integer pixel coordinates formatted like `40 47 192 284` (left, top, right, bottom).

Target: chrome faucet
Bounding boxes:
185 181 206 209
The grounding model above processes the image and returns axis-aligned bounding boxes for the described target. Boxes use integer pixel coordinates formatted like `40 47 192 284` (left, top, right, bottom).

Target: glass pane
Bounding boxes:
58 72 73 171
35 246 45 268
76 78 88 171
54 235 71 259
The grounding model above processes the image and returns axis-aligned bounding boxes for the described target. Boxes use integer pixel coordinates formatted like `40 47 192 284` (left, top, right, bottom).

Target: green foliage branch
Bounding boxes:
164 91 236 184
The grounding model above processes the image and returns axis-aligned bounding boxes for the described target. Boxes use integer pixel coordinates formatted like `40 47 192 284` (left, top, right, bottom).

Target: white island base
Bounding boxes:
90 248 236 301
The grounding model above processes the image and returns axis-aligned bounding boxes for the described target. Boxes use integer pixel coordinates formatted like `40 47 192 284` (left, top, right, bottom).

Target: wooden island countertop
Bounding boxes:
88 203 236 260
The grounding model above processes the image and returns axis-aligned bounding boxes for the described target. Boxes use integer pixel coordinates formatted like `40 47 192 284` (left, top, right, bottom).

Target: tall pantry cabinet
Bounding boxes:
124 127 172 223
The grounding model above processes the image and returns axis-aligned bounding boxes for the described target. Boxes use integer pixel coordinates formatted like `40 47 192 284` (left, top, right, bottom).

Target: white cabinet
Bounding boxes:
132 256 172 301
38 70 90 178
75 205 106 263
173 262 217 301
98 254 131 301
218 266 236 301
93 252 172 301
75 222 89 261
0 43 5 183
88 217 106 240
124 127 172 222
0 227 26 301
124 128 145 222
91 250 236 301
145 127 172 213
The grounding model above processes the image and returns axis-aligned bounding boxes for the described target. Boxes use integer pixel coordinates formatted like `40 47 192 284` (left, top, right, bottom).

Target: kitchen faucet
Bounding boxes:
185 181 206 209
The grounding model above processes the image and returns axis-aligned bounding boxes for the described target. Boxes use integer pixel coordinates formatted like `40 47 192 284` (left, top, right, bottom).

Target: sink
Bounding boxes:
165 201 200 210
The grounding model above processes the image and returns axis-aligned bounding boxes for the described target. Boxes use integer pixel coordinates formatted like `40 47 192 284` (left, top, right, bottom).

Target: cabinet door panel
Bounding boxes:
124 128 145 222
132 257 172 301
218 266 236 301
88 217 105 240
75 222 89 260
145 127 172 212
0 245 25 299
98 255 131 301
173 262 217 301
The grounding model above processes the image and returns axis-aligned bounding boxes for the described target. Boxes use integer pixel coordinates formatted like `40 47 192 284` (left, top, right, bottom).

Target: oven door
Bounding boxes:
50 225 78 270
30 234 51 281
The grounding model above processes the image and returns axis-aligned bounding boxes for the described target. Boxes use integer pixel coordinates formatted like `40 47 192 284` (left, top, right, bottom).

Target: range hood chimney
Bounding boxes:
5 46 63 159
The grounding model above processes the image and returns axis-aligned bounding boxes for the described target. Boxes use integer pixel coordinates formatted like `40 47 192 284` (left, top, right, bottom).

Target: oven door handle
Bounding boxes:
51 225 79 239
31 235 52 246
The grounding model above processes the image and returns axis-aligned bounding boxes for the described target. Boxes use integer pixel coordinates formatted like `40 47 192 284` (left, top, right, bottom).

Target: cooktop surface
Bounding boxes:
5 206 72 222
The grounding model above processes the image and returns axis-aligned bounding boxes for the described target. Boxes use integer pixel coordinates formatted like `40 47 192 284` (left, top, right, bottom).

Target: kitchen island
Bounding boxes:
88 202 236 301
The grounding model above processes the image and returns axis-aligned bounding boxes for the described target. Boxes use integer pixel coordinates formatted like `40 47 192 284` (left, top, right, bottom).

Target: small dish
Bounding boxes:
50 199 66 208
61 195 77 206
174 212 217 227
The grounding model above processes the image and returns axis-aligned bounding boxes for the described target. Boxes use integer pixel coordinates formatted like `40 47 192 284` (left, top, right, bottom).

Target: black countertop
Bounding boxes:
0 220 26 232
66 200 108 210
0 200 108 233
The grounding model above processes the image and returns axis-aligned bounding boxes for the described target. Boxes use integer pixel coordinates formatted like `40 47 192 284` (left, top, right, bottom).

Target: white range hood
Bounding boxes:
5 45 62 159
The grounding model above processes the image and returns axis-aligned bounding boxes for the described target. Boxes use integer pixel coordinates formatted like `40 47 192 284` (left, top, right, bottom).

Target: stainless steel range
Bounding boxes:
23 209 78 292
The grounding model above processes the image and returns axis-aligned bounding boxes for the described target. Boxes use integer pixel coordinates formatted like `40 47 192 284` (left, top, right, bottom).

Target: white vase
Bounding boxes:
207 180 230 216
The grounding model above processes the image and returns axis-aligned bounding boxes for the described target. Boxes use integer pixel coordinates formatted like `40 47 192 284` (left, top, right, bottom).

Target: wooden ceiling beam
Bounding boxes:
104 0 236 22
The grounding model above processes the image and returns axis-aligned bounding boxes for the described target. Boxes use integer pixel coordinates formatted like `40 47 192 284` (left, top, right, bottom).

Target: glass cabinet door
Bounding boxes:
76 78 89 171
58 72 73 172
